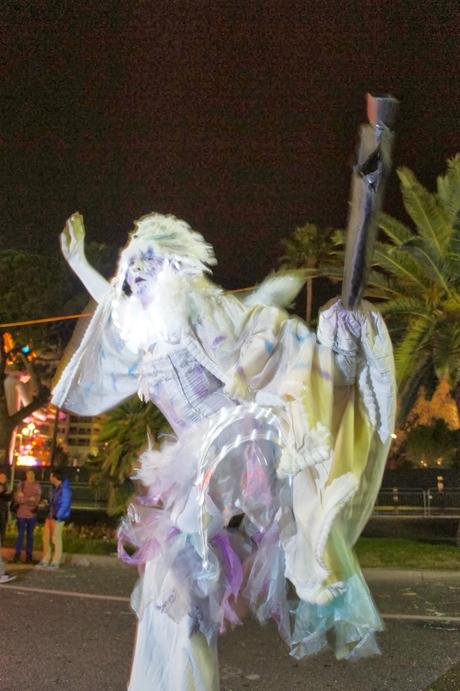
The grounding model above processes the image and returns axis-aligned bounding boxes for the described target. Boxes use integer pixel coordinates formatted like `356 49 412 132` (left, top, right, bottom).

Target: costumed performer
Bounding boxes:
52 211 396 690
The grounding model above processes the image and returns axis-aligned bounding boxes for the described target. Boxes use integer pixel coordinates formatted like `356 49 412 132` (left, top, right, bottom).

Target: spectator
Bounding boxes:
37 470 72 569
0 471 15 583
13 469 41 564
0 471 12 544
0 538 16 583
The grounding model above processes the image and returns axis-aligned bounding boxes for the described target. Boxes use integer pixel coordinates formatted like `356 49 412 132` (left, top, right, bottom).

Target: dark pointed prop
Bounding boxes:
341 93 399 309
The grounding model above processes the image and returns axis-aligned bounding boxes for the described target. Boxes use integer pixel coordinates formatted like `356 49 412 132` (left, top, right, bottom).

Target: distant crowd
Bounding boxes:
0 469 72 583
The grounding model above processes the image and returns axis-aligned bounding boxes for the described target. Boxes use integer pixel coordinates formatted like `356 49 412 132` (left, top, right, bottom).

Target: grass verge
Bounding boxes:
356 537 460 570
4 522 117 556
4 523 459 568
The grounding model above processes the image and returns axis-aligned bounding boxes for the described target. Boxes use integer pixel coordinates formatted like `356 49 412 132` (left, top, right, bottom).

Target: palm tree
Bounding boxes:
365 155 460 422
88 396 169 514
278 223 344 323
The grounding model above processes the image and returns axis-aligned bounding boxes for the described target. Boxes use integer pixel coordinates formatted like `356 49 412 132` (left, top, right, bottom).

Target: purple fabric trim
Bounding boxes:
118 524 179 566
211 531 244 631
135 493 163 506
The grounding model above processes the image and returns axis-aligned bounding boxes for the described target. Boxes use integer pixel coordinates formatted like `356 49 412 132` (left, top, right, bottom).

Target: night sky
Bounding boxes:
2 1 459 290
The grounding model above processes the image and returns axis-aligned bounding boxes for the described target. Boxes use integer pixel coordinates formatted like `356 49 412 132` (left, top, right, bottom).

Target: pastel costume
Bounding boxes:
53 276 395 690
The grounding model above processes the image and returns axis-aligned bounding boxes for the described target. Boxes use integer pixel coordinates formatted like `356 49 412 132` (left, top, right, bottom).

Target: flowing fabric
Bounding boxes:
52 281 396 690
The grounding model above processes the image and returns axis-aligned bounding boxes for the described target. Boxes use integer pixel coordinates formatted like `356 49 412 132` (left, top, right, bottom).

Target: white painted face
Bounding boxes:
125 247 166 301
114 245 191 350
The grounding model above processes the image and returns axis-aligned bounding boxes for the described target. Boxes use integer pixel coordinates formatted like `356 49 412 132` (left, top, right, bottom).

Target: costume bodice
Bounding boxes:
138 346 234 434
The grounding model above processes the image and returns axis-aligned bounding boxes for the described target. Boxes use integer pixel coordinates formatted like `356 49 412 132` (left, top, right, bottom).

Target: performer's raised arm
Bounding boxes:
60 212 110 303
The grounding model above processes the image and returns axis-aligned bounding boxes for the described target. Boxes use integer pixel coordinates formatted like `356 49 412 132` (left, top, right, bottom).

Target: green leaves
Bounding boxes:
373 242 428 291
401 238 452 294
95 396 169 484
87 396 170 514
276 157 460 426
398 166 452 255
437 154 460 227
432 321 460 387
378 213 413 246
405 418 459 467
278 223 345 322
371 157 460 422
279 223 344 269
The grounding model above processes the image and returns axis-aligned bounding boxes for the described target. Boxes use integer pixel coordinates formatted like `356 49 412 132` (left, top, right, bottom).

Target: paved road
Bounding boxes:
1 561 459 691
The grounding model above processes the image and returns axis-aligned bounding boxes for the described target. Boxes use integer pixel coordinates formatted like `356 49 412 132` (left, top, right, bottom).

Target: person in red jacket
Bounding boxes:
13 469 41 564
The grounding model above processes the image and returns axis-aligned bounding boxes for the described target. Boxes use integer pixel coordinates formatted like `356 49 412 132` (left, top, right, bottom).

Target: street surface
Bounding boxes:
1 560 459 691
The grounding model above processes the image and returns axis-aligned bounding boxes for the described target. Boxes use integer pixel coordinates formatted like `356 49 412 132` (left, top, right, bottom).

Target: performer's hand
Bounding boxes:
60 212 87 266
59 212 110 302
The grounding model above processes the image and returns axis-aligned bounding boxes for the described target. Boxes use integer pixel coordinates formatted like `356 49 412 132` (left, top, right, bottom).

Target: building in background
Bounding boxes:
56 412 103 465
12 404 103 468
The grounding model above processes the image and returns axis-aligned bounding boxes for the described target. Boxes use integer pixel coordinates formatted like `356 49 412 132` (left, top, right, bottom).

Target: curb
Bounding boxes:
1 547 120 568
363 567 460 583
2 547 459 580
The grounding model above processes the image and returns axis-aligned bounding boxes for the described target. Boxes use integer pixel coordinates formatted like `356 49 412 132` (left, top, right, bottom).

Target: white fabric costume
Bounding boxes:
52 213 396 690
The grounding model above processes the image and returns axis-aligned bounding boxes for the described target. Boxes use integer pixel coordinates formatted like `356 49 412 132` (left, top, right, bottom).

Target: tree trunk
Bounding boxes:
306 278 312 323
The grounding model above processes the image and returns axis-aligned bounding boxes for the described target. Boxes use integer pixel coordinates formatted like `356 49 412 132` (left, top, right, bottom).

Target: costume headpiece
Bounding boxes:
111 213 216 350
114 213 216 287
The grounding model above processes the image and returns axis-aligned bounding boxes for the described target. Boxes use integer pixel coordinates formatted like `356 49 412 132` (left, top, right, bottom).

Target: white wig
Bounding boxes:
114 213 216 286
111 213 217 351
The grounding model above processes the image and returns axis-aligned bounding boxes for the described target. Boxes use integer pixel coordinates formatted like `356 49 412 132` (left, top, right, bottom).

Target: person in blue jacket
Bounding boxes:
37 469 72 569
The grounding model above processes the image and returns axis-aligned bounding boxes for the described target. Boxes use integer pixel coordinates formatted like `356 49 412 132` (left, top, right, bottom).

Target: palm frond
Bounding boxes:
436 154 460 226
307 264 343 281
401 238 452 295
433 322 460 388
363 158 460 426
397 353 433 425
398 166 452 255
330 229 345 247
365 269 404 299
447 223 460 280
373 243 429 292
94 396 169 484
393 316 435 385
279 224 344 270
378 297 431 320
378 213 413 245
442 295 460 315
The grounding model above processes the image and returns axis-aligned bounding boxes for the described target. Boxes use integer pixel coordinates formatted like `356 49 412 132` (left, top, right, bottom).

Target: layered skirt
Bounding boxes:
118 404 383 690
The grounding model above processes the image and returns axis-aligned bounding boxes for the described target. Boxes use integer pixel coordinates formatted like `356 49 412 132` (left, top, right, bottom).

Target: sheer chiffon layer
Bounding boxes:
52 289 395 688
128 606 220 691
119 408 384 677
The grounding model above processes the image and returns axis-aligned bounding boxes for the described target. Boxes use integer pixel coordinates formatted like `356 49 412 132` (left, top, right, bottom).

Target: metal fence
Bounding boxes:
375 487 460 517
33 482 460 516
426 488 460 517
39 481 107 510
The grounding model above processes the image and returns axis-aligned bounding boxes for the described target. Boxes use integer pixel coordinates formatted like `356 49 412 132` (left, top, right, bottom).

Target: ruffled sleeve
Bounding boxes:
51 288 139 415
317 299 396 443
191 291 317 407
